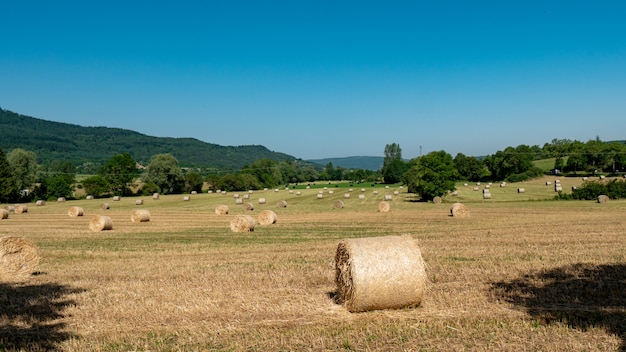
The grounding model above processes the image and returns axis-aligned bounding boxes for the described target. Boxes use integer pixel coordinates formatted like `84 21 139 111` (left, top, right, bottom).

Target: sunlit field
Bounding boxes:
1 176 625 351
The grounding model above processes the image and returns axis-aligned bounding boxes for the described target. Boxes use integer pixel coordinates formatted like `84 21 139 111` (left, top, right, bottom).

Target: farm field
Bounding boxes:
1 176 625 351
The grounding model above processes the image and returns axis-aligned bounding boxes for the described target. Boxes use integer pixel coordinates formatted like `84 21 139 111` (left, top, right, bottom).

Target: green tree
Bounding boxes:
34 174 73 200
382 143 407 184
100 153 137 196
0 148 16 203
82 175 110 198
453 153 485 182
7 148 38 194
183 172 204 193
404 150 458 200
143 154 184 194
241 158 281 188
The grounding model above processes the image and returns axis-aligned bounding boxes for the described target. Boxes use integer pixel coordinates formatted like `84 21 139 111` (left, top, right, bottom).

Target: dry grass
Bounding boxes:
0 182 625 351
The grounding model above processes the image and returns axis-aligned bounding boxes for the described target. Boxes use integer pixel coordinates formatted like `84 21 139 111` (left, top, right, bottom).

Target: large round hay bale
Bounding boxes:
344 193 351 199
277 200 287 208
36 200 46 206
14 204 28 214
101 203 110 210
242 202 254 211
230 215 255 233
1 209 8 220
378 201 390 213
335 235 426 312
597 195 609 203
432 196 442 204
68 206 84 217
89 215 113 232
358 194 365 200
131 209 151 223
257 210 277 225
0 236 41 282
450 203 469 218
215 205 229 215
333 200 344 209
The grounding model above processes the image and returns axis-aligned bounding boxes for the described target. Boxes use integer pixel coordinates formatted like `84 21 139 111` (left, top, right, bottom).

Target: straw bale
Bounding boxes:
393 190 399 195
0 236 40 282
57 197 66 202
358 194 365 200
546 181 552 186
101 203 110 210
235 198 243 204
191 191 197 195
258 198 266 204
183 196 191 201
234 193 240 199
450 203 469 218
152 193 160 200
86 195 94 200
68 206 84 217
344 193 350 199
554 185 563 192
5 205 14 213
89 215 113 231
597 195 609 203
215 205 229 215
384 195 392 201
361 188 366 192
257 210 277 225
378 201 390 213
14 204 28 214
36 200 46 206
483 192 491 199
335 235 426 312
451 191 459 196
1 209 8 220
230 215 255 232
473 186 479 191
242 202 254 211
135 199 144 205
432 196 442 204
317 194 323 199
131 209 151 222
243 194 250 199
517 188 525 193
333 200 344 209
296 191 302 196
113 196 121 201
277 200 287 208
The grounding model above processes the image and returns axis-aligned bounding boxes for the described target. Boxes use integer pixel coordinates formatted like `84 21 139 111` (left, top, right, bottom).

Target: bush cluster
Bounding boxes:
571 179 626 200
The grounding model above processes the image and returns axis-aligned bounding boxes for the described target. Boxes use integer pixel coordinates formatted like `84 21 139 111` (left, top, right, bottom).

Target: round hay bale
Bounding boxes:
393 190 399 195
242 202 254 211
230 215 255 233
135 199 144 205
277 200 287 208
183 196 191 201
378 201 390 213
113 196 121 201
333 200 344 209
554 185 563 192
344 193 350 199
5 205 15 213
451 191 459 196
335 235 426 312
152 193 160 200
243 194 250 199
358 194 365 200
131 209 151 223
384 195 392 201
316 194 323 199
86 195 94 200
36 200 46 206
517 188 525 193
101 203 110 210
89 215 113 232
597 195 609 203
258 198 266 204
14 204 28 214
235 198 243 204
57 197 66 202
215 204 229 215
1 209 8 220
257 210 277 225
546 181 552 186
233 193 240 199
450 203 469 218
296 191 302 196
191 191 198 195
432 196 442 204
482 192 491 199
68 206 84 217
0 236 40 282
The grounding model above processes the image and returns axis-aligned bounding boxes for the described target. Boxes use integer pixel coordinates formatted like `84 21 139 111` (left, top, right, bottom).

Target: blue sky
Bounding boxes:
1 1 625 160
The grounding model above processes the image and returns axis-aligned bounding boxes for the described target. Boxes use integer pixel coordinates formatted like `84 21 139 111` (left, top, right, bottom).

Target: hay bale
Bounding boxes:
242 202 254 211
68 206 84 217
135 199 144 205
233 193 240 199
230 215 255 232
450 203 469 218
14 204 28 214
317 194 323 199
191 191 197 195
335 235 426 312
546 181 552 186
36 200 46 206
258 198 266 204
113 196 121 201
473 186 479 191
483 192 491 199
344 193 350 199
517 188 525 193
86 195 94 200
296 191 302 196
1 209 8 220
393 190 399 195
89 215 113 232
5 205 14 213
215 205 229 215
152 193 160 200
183 196 191 201
57 197 66 202
554 185 563 192
597 195 609 203
0 236 40 282
131 209 151 223
235 198 243 204
257 210 277 225
384 195 392 201
101 203 110 210
277 200 287 208
358 194 365 200
451 191 459 196
333 200 344 209
432 196 442 204
243 194 250 199
378 201 390 213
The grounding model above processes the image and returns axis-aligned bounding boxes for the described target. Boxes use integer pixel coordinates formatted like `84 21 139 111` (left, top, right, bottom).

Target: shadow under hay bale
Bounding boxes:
0 236 40 282
215 205 229 215
131 209 151 223
89 215 113 232
257 210 277 225
230 215 255 232
334 235 426 312
450 202 469 218
67 206 84 217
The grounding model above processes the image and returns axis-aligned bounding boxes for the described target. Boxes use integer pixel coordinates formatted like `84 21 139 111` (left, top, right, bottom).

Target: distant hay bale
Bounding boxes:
131 209 151 223
333 200 344 209
546 181 552 186
378 201 390 213
500 182 506 187
296 191 302 196
600 175 606 179
274 188 279 192
358 194 365 200
68 206 84 217
463 183 468 187
473 187 479 191
344 193 350 199
258 198 266 204
242 202 254 211
373 191 379 195
450 203 469 218
483 192 491 199
57 197 66 202
476 182 481 186
328 190 334 194
554 185 563 192
517 188 525 193
277 200 287 208
233 193 240 199
183 196 191 201
14 204 28 214
451 191 459 196
36 200 46 206
1 209 8 220
485 184 490 189
335 235 426 313
0 236 40 282
384 195 392 201
113 196 121 201
582 177 588 181
597 195 609 203
243 194 250 199
5 205 14 213
100 203 110 210
432 196 442 204
393 190 399 195
191 191 198 195
230 215 255 232
86 195 94 200
152 193 160 200
257 210 277 225
89 215 113 232
555 179 561 184
215 205 229 215
317 194 323 199
135 199 144 205
482 189 490 194
235 198 243 204
361 188 366 192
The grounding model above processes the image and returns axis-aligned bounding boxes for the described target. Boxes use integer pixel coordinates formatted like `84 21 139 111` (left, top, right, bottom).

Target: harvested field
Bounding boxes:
0 180 624 351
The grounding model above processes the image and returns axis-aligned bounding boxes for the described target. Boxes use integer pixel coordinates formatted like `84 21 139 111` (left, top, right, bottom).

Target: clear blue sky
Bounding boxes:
1 1 625 160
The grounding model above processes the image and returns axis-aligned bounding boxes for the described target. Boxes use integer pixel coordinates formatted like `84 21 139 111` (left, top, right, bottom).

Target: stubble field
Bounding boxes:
1 176 625 351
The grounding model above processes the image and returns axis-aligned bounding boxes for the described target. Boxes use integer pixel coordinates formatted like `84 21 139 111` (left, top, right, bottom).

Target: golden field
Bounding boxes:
1 176 625 351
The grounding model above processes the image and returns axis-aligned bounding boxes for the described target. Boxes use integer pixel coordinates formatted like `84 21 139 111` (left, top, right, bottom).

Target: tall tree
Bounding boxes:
143 154 184 194
382 143 407 184
7 148 38 194
100 153 137 196
0 148 16 202
404 150 458 200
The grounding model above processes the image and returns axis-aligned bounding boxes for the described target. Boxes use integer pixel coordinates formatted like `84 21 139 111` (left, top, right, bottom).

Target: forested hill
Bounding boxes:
0 108 295 169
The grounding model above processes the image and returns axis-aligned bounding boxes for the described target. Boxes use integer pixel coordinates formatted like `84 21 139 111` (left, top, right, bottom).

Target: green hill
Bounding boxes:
0 108 295 170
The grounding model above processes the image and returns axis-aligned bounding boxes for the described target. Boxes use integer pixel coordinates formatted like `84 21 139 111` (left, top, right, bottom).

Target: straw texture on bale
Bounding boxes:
235 198 243 204
101 203 110 210
230 215 255 232
14 204 28 214
378 201 390 213
1 209 8 220
152 193 160 200
317 194 323 199
57 197 66 202
131 209 151 222
333 200 344 209
135 199 144 205
450 203 469 218
432 196 442 204
68 206 84 217
215 205 229 215
277 200 287 208
517 188 525 193
258 198 266 204
183 196 190 201
335 235 426 313
113 196 121 201
483 192 491 199
597 195 609 203
36 200 46 206
86 195 94 200
89 215 113 232
242 202 254 211
384 195 392 201
257 210 277 225
0 236 41 282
